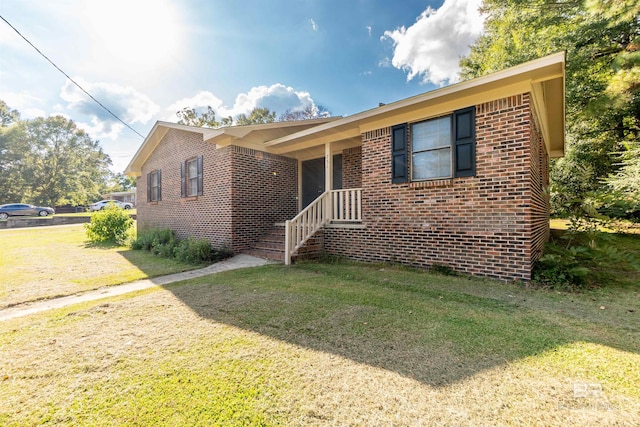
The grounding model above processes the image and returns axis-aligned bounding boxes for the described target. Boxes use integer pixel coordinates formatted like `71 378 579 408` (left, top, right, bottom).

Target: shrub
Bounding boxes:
533 229 640 291
131 228 233 265
174 237 213 264
84 205 134 245
132 228 174 252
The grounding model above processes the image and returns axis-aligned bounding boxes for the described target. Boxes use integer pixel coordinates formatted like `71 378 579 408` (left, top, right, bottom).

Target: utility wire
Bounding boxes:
0 14 145 139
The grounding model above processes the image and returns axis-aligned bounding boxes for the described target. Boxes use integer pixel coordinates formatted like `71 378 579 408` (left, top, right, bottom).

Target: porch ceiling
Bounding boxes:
281 137 362 161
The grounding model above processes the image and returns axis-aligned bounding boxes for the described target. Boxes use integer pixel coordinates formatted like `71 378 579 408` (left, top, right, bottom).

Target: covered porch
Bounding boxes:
266 131 365 264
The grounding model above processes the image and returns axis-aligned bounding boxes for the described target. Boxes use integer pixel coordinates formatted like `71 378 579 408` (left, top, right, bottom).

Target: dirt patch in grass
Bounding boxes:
1 263 638 426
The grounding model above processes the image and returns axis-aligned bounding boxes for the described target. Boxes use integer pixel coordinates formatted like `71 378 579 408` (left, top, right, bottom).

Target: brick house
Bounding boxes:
126 53 565 281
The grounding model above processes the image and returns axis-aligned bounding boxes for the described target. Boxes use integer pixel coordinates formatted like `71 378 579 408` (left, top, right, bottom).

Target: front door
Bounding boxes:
302 158 325 208
301 155 343 208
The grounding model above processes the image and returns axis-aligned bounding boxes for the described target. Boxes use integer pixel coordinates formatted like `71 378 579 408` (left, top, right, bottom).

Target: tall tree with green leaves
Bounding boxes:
0 101 112 207
235 107 276 125
278 104 331 121
176 106 220 127
0 101 29 203
175 106 277 127
22 115 112 207
460 0 640 217
107 172 137 192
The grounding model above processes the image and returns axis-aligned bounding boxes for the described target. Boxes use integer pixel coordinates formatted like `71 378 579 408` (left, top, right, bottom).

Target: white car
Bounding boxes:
89 200 133 211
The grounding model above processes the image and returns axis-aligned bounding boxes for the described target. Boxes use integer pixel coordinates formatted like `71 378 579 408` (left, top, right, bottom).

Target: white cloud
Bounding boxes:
309 18 318 31
60 79 159 138
166 84 320 122
366 25 372 37
0 92 45 118
76 119 125 140
378 57 392 68
382 0 485 86
165 92 224 121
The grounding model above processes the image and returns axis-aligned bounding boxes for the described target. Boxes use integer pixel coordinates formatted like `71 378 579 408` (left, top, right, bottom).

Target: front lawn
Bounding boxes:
1 261 638 426
0 224 199 308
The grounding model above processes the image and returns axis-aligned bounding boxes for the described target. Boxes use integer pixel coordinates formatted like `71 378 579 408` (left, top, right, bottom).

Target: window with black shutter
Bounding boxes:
453 107 476 177
147 170 161 202
396 106 476 182
391 124 408 183
182 155 204 197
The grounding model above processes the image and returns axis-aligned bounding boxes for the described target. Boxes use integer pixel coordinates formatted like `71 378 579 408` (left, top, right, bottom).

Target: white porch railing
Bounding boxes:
285 188 362 265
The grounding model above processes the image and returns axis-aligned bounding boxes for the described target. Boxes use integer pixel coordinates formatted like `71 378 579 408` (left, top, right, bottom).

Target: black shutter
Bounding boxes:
453 107 476 177
157 170 162 201
180 161 186 198
146 173 151 202
196 155 203 196
391 123 408 183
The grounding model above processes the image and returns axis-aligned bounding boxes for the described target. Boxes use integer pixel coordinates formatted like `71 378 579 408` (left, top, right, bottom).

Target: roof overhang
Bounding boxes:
125 117 340 176
265 52 566 159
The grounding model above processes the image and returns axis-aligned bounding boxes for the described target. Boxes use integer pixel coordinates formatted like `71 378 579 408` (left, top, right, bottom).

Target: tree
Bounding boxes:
107 172 136 192
176 106 220 127
0 108 29 203
460 0 640 217
176 104 329 128
0 100 20 126
0 101 112 207
235 107 276 125
21 115 112 207
278 104 331 121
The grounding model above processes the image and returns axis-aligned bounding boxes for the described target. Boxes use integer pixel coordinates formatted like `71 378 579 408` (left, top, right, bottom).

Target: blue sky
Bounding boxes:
0 0 484 172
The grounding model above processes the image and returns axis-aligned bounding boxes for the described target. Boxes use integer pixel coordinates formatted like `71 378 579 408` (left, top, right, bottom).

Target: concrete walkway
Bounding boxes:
0 254 272 322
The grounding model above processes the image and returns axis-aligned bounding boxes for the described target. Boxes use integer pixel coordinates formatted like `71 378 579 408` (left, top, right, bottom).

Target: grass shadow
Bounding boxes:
162 260 640 388
82 241 124 249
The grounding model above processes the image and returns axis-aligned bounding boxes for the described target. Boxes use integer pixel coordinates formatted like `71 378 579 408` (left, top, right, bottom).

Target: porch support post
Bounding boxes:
284 220 291 265
325 142 333 222
297 159 303 212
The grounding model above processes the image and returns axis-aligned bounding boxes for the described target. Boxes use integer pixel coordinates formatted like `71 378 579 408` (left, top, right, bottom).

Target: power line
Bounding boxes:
0 14 145 139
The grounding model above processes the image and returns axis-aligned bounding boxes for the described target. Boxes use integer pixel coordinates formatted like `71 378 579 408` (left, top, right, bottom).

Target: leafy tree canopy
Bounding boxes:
176 106 220 127
278 105 331 121
0 101 112 207
107 172 136 193
176 105 332 128
235 107 276 126
460 0 640 218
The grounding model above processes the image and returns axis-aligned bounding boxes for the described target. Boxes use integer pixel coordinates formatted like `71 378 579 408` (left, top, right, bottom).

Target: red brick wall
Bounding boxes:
325 93 548 281
529 104 550 266
230 146 298 252
342 146 362 188
137 129 233 248
137 130 298 252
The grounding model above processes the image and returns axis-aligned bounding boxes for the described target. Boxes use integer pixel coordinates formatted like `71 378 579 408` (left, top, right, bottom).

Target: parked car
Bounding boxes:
88 200 133 211
0 203 55 220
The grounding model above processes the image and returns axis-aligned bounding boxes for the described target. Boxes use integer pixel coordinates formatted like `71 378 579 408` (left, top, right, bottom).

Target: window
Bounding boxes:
392 106 476 183
412 116 451 180
187 158 198 196
147 170 161 202
181 155 203 197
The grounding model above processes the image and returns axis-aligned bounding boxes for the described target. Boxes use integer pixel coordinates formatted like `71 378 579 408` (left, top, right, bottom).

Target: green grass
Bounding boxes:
551 218 640 234
0 224 199 308
1 260 638 425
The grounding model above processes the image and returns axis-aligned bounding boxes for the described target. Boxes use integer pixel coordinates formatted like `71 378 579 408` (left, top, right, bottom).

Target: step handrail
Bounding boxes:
284 188 362 265
284 191 330 265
